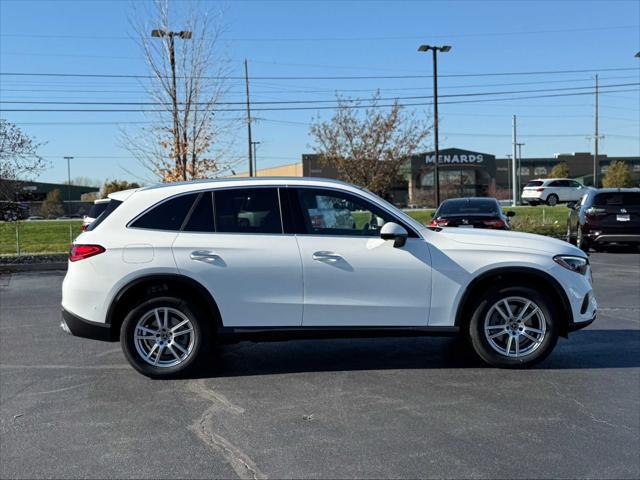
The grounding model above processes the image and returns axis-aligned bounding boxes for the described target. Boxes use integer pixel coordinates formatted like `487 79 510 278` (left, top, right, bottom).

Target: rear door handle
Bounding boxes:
190 250 221 262
312 251 343 262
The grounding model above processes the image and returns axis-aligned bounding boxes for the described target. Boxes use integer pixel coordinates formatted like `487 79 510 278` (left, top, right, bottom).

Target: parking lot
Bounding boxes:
1 252 638 479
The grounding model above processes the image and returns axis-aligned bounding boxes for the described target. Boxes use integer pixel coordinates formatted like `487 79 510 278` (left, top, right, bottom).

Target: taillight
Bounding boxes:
586 207 606 217
81 224 88 232
535 188 545 192
429 218 450 227
483 219 506 229
69 244 105 262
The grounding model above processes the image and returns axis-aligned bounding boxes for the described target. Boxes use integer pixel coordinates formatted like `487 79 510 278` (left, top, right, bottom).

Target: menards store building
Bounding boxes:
244 148 640 207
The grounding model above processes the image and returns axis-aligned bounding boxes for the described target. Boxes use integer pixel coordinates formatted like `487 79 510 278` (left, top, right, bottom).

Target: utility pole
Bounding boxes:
516 143 525 204
506 154 512 196
64 156 73 215
593 74 599 187
418 44 451 207
244 59 254 177
512 115 518 207
251 141 261 176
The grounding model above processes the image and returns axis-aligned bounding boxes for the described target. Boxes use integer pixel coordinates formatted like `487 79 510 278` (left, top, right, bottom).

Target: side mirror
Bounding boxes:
567 202 576 209
380 222 408 248
506 211 516 217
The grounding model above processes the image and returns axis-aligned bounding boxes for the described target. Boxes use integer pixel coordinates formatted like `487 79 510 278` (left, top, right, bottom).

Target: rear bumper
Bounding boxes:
591 234 640 244
61 308 115 342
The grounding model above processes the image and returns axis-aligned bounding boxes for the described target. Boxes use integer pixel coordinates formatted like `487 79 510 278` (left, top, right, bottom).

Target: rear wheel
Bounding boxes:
577 228 590 253
120 296 211 379
468 285 559 368
546 194 559 207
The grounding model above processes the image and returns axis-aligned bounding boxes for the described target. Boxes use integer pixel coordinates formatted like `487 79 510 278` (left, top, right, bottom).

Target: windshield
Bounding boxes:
437 199 500 216
87 201 109 219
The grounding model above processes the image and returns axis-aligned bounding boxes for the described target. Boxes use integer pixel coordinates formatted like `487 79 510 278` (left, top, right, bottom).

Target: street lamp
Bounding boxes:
418 44 451 207
151 29 192 179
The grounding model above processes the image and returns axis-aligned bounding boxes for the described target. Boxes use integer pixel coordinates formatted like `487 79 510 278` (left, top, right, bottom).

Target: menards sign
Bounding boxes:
420 148 497 176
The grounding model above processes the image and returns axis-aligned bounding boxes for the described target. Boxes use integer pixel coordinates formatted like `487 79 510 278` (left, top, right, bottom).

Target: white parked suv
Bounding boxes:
61 178 597 378
521 178 588 206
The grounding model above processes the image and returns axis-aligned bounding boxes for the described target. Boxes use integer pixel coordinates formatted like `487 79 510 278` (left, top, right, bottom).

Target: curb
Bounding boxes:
0 262 68 273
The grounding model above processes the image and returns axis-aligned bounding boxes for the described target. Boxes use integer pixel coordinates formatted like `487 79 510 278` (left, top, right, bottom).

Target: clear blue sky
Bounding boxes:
1 0 639 185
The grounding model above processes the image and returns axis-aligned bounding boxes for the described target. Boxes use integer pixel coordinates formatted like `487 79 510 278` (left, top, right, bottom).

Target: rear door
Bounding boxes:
172 187 303 327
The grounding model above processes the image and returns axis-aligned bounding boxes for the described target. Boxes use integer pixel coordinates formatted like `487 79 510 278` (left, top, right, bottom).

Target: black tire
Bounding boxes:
546 194 559 207
467 285 559 368
120 296 211 379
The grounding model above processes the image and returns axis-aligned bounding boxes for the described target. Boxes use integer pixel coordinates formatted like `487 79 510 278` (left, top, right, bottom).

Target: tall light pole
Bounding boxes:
418 44 451 207
63 156 73 215
151 29 192 180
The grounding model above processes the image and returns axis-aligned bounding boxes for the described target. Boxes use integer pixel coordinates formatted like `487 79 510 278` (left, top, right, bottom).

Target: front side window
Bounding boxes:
130 193 198 231
214 188 282 234
296 188 396 236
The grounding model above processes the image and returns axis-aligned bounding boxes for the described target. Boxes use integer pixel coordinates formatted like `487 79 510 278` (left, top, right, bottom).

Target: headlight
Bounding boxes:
553 255 589 275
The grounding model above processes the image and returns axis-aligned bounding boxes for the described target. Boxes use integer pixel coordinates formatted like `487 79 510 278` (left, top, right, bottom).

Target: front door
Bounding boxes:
290 187 432 327
172 188 303 327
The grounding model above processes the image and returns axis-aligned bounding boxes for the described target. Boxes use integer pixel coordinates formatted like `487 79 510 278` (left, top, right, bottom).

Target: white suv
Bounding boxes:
522 178 588 206
61 178 596 377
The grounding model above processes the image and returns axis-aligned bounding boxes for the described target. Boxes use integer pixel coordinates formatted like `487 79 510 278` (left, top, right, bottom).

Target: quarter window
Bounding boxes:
183 192 215 232
130 193 199 231
296 189 396 237
214 188 282 234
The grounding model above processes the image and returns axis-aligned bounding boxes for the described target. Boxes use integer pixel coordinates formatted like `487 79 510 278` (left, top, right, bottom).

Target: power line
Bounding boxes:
1 67 637 81
1 82 637 106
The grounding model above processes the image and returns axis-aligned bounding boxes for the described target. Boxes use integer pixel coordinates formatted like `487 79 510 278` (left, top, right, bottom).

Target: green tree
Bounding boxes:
548 162 569 178
602 161 634 188
40 189 64 218
101 179 141 197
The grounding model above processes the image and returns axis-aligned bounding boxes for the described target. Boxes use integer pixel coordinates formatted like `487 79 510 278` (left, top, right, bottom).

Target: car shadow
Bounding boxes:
192 329 640 378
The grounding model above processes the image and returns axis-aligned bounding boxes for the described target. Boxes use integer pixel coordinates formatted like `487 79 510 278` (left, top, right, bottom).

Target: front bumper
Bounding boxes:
568 313 596 332
61 308 115 342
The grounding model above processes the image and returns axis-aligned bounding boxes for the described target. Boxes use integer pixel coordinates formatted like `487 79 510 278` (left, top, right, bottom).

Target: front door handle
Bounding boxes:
312 251 343 262
190 250 221 262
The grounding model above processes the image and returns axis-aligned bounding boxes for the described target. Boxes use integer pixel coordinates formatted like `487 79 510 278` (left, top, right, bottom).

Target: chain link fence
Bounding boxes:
0 220 83 256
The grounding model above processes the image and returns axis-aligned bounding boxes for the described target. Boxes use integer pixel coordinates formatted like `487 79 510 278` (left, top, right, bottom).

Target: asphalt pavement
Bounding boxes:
1 252 639 479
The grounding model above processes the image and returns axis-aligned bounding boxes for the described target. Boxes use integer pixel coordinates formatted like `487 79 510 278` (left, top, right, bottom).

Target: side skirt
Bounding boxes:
218 326 460 344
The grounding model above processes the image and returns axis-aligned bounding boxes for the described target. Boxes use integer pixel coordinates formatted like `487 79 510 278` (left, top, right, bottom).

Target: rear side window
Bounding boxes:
526 181 543 187
214 188 282 234
86 200 122 231
593 192 640 206
183 192 214 232
130 193 199 231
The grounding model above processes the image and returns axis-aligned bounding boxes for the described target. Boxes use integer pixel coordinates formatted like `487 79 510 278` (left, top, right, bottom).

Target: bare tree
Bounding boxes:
309 93 432 196
122 0 240 182
0 119 48 200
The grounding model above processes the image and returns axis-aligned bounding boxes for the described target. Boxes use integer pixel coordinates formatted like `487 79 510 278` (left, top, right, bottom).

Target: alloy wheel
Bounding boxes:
134 307 195 368
483 296 547 358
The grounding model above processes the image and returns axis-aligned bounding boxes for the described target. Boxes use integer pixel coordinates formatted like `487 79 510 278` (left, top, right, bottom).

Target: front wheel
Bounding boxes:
120 296 211 379
468 286 558 368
